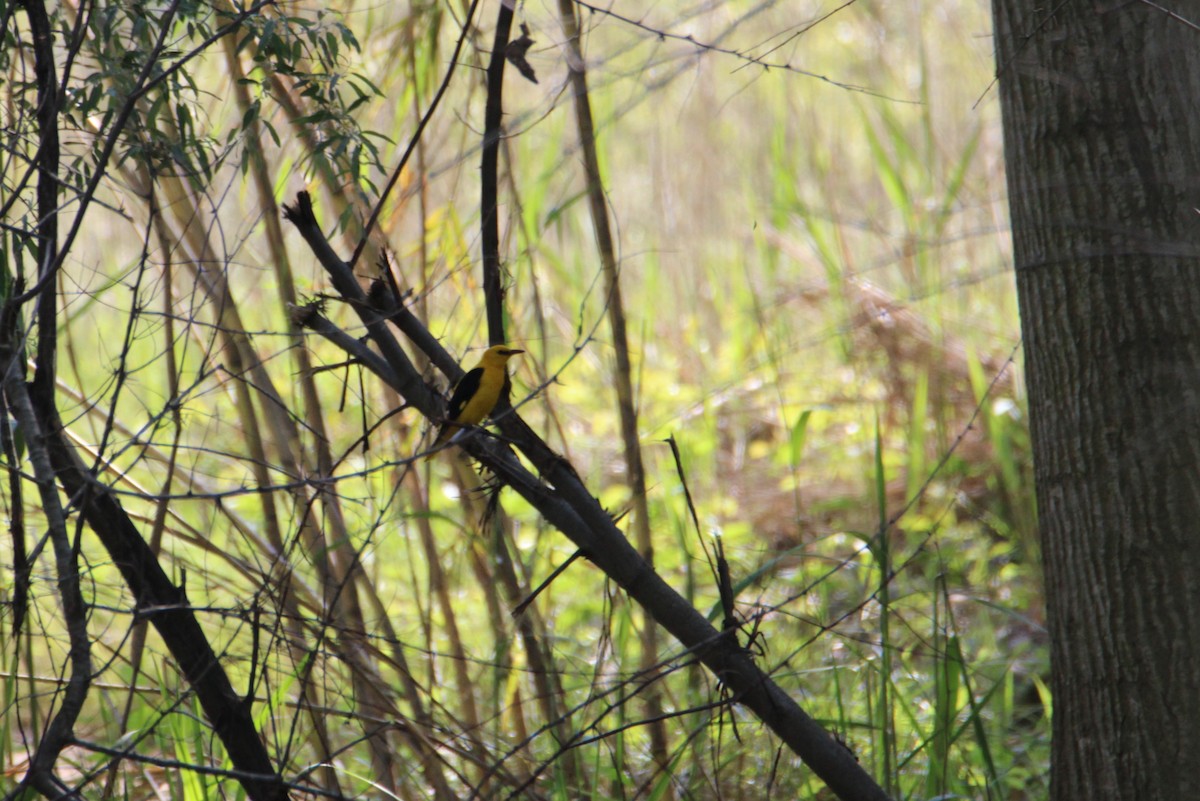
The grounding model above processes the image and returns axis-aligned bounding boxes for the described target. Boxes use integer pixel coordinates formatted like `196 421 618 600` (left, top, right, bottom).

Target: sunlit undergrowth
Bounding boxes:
1 0 1046 798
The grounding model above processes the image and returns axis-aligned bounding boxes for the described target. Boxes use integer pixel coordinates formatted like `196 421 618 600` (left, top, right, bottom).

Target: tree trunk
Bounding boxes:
992 3 1200 799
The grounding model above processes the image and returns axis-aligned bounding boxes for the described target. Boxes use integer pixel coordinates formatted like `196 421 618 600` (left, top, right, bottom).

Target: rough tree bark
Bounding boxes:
992 3 1200 799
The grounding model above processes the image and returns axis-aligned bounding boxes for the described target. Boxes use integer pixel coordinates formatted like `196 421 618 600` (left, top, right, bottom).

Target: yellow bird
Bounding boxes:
427 345 524 458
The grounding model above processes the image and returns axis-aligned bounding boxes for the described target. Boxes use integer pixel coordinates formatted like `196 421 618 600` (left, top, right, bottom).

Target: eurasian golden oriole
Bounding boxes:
426 345 524 458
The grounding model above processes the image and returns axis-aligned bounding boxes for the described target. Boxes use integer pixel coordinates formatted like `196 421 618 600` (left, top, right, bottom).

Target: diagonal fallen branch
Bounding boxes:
283 191 892 801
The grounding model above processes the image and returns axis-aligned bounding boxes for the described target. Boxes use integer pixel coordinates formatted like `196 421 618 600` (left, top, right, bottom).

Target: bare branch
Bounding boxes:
283 194 894 801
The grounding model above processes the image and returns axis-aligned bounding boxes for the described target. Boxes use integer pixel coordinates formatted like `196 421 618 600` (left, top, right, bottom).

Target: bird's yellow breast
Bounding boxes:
454 366 508 426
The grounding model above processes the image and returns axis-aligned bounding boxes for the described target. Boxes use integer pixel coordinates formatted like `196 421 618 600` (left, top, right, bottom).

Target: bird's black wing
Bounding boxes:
446 367 485 421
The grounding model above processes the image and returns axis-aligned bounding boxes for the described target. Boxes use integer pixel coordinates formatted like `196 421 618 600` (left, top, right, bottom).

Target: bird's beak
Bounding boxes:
507 349 525 355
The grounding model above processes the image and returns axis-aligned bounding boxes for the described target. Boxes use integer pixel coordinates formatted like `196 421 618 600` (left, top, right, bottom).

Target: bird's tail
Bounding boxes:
423 423 461 461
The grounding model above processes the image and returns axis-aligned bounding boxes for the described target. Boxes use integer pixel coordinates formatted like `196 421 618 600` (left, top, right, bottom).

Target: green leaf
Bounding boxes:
789 408 812 467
